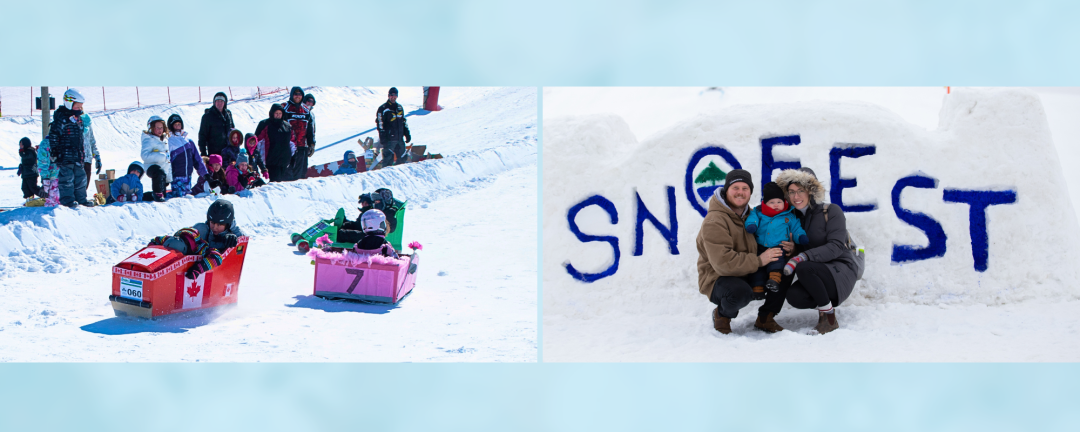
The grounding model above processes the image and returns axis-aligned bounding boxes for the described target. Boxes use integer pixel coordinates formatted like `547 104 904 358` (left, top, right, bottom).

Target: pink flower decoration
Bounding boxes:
408 241 423 251
316 234 332 246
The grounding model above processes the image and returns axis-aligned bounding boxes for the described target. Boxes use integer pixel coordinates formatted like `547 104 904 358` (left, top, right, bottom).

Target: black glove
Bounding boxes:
221 234 238 250
95 158 102 174
307 146 315 157
405 134 411 144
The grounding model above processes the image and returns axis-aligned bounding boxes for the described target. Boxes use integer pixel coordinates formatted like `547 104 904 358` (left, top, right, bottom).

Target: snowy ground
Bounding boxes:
542 87 1080 362
0 87 538 362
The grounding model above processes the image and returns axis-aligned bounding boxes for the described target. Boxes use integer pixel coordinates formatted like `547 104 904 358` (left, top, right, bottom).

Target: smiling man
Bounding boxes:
695 169 785 334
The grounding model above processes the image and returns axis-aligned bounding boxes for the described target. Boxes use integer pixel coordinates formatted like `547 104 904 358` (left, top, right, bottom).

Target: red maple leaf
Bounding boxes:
138 251 157 260
186 279 201 299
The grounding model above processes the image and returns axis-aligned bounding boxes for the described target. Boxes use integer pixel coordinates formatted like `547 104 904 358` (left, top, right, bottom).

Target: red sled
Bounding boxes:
312 252 419 304
110 237 251 319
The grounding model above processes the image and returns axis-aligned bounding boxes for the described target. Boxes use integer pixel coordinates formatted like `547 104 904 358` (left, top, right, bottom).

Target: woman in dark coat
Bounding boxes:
774 168 858 335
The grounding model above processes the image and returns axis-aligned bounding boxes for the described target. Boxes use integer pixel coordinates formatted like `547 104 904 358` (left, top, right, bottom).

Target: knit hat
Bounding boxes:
762 182 785 203
19 137 31 149
388 87 398 96
724 169 754 194
237 151 249 165
208 154 223 166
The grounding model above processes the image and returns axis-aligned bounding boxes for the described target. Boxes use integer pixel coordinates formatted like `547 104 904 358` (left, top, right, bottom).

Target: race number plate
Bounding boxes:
119 277 144 301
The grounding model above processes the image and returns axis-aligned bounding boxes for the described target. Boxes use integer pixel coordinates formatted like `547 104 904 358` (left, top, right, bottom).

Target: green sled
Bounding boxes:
290 202 407 253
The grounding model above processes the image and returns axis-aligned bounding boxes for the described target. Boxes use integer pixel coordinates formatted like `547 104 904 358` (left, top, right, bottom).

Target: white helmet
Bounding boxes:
360 210 388 234
63 89 85 110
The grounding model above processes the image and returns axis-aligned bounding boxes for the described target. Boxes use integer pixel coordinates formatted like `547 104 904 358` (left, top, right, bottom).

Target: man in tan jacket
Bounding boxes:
696 169 784 334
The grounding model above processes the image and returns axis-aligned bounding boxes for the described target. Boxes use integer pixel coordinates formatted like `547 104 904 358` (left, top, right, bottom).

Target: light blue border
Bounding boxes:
3 1 1080 431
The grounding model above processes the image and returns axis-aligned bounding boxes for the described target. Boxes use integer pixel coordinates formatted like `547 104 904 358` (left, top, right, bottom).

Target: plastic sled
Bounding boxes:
306 157 367 179
312 252 419 304
110 237 250 319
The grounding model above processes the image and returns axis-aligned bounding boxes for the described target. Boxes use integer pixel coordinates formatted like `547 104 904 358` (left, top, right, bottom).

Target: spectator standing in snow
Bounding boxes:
773 168 858 335
37 136 60 207
141 116 172 202
220 129 244 167
696 170 784 335
283 86 315 181
198 92 235 157
17 137 41 201
375 87 411 168
49 89 94 208
80 112 101 191
148 199 243 279
109 161 144 203
166 114 209 198
255 104 293 182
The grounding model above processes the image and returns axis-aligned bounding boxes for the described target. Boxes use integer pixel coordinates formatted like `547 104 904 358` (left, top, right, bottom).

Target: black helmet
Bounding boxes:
167 113 184 131
373 188 394 210
207 199 235 226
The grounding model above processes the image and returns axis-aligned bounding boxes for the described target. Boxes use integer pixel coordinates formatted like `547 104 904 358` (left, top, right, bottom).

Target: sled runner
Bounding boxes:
311 251 419 304
109 237 250 319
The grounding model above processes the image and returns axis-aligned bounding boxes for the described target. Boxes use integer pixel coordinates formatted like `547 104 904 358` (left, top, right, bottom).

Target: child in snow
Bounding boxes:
745 182 809 299
243 133 268 180
36 137 60 207
166 114 209 198
349 209 398 258
148 199 244 279
17 137 41 201
220 129 244 167
141 116 172 202
334 150 362 175
191 155 228 195
110 162 145 203
224 151 265 193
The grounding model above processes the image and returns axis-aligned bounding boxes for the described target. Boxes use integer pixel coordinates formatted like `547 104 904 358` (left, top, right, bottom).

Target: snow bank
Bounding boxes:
544 88 1080 321
0 139 534 276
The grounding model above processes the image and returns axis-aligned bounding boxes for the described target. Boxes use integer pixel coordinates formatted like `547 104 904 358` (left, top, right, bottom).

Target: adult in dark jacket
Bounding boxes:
774 167 858 335
375 87 411 168
696 170 785 334
198 92 235 157
283 86 315 180
255 104 293 182
49 89 94 208
17 137 41 200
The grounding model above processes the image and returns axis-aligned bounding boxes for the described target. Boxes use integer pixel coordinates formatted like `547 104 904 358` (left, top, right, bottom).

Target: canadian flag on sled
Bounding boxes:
175 272 214 310
120 247 171 267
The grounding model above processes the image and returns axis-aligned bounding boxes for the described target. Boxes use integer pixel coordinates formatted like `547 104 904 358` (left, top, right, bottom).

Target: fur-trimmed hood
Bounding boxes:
774 168 826 203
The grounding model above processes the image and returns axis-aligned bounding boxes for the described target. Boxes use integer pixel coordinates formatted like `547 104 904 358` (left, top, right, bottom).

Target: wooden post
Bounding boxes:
102 87 107 111
136 87 140 108
167 87 171 104
41 86 49 140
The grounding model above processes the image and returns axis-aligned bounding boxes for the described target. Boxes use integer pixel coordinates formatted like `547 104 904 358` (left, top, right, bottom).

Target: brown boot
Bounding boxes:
751 286 766 300
814 310 839 335
713 307 732 334
754 312 784 333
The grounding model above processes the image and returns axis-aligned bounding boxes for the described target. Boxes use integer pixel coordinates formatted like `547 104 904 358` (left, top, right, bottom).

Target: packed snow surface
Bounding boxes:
0 87 537 362
543 87 1080 361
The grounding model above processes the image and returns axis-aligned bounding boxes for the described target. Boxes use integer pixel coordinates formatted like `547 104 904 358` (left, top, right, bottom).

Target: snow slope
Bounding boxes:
543 87 1080 362
0 87 537 362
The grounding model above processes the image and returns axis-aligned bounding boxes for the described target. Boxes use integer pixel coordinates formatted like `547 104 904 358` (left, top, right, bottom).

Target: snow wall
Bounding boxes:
544 88 1080 321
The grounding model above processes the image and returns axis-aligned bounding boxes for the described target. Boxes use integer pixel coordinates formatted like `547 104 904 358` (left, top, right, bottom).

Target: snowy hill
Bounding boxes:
0 87 538 362
542 87 1080 362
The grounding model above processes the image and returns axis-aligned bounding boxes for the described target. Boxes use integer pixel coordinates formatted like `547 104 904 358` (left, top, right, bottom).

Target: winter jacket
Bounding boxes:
110 173 143 202
792 201 859 305
224 164 256 192
141 132 173 183
283 97 315 148
168 130 209 181
197 92 235 156
47 106 85 164
376 101 410 143
220 129 244 166
18 147 38 177
193 221 245 252
37 139 58 179
354 234 398 258
255 104 293 167
334 150 358 175
696 189 761 299
192 168 228 195
243 133 267 176
81 114 99 164
745 203 809 248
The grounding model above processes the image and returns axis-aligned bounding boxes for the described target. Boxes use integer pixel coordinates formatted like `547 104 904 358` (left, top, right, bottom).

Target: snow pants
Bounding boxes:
785 261 840 309
42 178 60 206
169 177 192 198
380 139 406 168
57 162 88 207
711 272 790 319
290 148 309 181
147 165 168 195
21 174 40 199
268 165 289 182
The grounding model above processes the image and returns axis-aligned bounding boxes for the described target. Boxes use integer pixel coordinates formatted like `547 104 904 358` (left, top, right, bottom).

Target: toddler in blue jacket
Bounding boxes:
746 182 809 299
